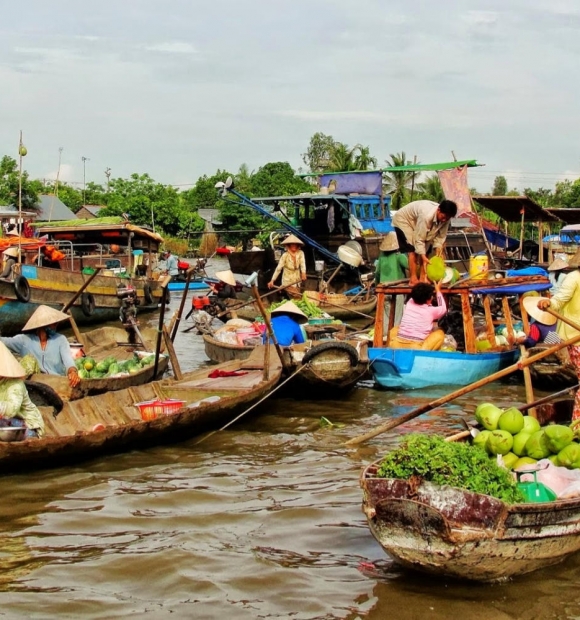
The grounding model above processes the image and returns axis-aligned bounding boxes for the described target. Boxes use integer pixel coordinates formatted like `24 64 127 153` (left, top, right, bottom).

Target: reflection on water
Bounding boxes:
1 259 578 618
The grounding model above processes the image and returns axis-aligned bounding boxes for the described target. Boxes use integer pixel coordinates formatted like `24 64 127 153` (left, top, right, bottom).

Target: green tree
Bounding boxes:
353 145 378 171
416 174 444 202
492 175 508 196
248 162 310 197
523 187 553 207
302 132 336 173
326 143 357 172
383 152 415 210
54 183 84 212
0 155 39 211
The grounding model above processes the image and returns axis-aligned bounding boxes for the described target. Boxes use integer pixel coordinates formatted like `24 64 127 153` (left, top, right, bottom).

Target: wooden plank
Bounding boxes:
162 324 183 380
483 295 496 346
461 292 476 353
374 291 385 347
502 296 515 344
520 296 530 333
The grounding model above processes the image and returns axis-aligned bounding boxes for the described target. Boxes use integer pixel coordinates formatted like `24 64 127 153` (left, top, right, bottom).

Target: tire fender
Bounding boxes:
302 340 359 367
80 292 96 317
13 275 31 303
143 283 154 305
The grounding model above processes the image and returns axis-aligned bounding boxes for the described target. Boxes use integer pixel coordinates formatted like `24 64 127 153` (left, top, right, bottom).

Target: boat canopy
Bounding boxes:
473 196 562 223
299 159 479 177
547 208 580 225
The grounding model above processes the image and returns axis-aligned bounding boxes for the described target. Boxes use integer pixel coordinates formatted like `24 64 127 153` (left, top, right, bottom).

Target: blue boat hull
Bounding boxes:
167 280 209 292
368 347 520 390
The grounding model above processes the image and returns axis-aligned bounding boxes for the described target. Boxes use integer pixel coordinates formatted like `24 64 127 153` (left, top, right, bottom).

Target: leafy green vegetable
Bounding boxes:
267 293 325 318
376 434 524 503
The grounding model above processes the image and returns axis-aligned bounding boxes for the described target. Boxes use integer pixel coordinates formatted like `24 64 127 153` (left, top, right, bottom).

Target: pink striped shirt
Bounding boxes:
397 292 447 341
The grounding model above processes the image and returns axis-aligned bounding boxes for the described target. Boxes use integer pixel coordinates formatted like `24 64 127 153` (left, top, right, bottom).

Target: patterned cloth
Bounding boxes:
271 250 306 288
568 345 580 420
0 378 44 437
437 165 472 214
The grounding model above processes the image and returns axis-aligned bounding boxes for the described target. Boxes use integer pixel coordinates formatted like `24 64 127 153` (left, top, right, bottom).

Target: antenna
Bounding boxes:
81 156 90 206
105 167 111 192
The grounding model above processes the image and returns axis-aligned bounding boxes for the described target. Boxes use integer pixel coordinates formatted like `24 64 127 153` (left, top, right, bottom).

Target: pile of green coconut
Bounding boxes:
474 403 580 469
426 256 461 285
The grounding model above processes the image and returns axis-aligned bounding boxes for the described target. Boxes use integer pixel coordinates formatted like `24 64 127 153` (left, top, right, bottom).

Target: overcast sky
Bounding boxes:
2 0 579 193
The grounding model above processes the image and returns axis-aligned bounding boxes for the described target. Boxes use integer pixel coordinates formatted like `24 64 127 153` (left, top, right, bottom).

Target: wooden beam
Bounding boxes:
374 290 385 347
461 292 476 353
501 296 515 344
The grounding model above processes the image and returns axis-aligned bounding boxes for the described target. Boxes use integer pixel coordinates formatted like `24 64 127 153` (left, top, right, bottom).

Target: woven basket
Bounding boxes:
322 293 349 305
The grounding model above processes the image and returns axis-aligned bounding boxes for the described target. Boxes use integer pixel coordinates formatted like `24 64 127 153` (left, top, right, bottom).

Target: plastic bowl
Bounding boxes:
0 427 26 442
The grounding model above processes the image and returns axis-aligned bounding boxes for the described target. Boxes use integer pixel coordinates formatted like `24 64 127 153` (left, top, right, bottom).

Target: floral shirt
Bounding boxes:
272 250 306 287
0 378 45 436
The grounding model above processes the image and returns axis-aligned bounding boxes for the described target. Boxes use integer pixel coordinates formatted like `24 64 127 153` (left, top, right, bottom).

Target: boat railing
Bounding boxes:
54 241 104 271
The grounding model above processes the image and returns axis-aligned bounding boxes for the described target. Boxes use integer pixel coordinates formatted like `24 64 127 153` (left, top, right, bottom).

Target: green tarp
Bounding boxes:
300 159 478 177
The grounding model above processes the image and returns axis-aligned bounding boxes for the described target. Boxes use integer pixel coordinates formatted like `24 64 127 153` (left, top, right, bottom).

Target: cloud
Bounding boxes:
145 41 197 54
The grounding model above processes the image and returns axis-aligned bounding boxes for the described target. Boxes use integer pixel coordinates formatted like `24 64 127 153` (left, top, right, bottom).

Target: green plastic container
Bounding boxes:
515 468 557 503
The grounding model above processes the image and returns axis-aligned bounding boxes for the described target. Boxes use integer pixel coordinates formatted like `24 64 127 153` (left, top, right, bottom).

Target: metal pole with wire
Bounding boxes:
81 156 89 206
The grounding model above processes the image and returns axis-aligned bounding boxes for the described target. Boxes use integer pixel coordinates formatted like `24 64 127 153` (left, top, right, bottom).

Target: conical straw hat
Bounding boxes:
548 258 569 272
215 270 237 286
281 234 304 246
270 300 308 324
379 231 399 252
522 296 557 326
0 341 26 378
3 247 19 258
22 305 71 331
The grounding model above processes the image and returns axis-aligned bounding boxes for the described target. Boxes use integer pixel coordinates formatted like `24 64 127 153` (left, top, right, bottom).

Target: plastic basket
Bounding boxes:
134 399 185 421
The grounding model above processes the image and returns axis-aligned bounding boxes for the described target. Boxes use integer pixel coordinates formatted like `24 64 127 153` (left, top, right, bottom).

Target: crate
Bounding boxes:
134 399 185 421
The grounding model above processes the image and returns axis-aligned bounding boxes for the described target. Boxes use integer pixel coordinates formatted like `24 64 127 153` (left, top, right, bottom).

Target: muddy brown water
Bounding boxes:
1 262 579 618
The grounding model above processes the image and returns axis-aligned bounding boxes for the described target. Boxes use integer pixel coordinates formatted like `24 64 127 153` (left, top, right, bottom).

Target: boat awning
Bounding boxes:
546 208 580 225
472 196 562 223
299 159 480 177
35 218 164 244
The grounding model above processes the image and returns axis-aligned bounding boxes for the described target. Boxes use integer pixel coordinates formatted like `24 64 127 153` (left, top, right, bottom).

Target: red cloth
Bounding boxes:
208 369 249 378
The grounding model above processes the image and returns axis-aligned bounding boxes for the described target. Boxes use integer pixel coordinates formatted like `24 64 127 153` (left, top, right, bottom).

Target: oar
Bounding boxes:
153 275 171 378
345 331 580 446
62 266 102 313
171 266 196 341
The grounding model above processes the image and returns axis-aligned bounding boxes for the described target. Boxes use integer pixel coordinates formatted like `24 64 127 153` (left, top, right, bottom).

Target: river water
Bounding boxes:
1 261 579 619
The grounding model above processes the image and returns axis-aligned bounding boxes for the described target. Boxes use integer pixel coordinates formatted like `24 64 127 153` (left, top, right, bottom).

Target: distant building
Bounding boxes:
36 195 77 221
76 205 106 219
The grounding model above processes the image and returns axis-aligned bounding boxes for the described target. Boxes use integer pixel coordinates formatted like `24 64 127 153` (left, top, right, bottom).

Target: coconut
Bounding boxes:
513 456 538 470
474 402 503 431
501 452 519 470
548 454 560 466
525 430 551 460
487 430 514 455
498 407 525 435
544 425 574 454
426 256 446 282
522 416 541 434
557 443 580 468
472 429 491 451
512 431 532 457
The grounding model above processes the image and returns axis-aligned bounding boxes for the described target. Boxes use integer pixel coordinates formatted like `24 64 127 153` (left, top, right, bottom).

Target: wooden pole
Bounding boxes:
66 311 85 347
62 267 102 312
171 266 195 341
345 331 580 446
162 325 183 380
153 275 171 378
251 282 291 373
519 345 537 418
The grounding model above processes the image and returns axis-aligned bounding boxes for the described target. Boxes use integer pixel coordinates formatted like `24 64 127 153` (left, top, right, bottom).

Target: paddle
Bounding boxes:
345 331 580 446
171 266 196 340
153 275 171 378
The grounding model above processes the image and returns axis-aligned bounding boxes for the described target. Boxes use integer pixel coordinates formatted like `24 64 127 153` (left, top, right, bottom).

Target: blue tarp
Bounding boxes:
506 267 549 277
471 282 551 295
483 228 519 251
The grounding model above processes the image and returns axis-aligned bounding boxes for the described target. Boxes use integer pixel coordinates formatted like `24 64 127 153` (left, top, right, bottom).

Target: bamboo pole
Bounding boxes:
171 266 196 341
519 345 537 418
153 275 171 378
162 324 183 380
345 332 580 446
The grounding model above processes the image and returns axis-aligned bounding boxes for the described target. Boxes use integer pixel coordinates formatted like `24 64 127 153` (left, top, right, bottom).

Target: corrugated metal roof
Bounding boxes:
472 196 561 223
36 195 77 221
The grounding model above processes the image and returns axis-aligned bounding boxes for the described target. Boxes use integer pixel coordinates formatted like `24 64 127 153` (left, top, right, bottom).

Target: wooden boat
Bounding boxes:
167 279 209 292
0 219 166 336
29 326 169 402
360 398 580 582
2 346 282 472
527 344 577 391
202 333 369 395
369 275 551 390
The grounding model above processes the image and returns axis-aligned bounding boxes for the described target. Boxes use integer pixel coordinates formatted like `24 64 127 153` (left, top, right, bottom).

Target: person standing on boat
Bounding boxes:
389 281 447 350
538 250 580 418
0 341 45 438
267 301 307 346
392 199 458 285
547 258 569 295
0 306 81 388
375 232 408 284
267 235 307 294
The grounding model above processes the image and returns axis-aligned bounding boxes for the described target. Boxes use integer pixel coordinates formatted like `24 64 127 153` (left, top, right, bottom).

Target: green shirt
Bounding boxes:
0 378 45 436
375 252 409 284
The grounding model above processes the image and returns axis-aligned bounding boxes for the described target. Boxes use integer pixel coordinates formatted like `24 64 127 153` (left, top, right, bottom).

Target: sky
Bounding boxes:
2 0 580 194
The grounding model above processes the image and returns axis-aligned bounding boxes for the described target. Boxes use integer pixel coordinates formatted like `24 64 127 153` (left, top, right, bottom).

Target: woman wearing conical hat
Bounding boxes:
0 246 20 280
0 341 44 438
267 234 307 293
0 305 80 388
209 270 238 313
268 301 307 346
547 257 570 295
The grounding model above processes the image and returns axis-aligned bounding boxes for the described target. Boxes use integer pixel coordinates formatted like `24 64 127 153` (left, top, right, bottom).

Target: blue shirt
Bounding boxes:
266 315 306 346
1 330 76 375
166 254 179 276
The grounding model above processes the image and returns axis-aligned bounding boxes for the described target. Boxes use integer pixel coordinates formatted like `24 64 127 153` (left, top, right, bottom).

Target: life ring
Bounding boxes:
143 283 154 305
13 275 31 303
301 340 359 368
80 292 96 316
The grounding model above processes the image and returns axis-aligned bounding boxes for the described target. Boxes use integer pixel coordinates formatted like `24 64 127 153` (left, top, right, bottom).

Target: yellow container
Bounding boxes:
469 254 489 280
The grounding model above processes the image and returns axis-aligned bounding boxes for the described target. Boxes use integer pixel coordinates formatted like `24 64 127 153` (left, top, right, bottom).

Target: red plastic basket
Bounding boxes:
134 399 185 421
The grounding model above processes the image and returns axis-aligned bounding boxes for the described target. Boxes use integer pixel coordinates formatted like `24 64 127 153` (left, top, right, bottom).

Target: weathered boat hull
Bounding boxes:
0 348 282 472
361 473 580 582
0 266 163 336
203 334 368 394
527 345 577 390
368 347 520 390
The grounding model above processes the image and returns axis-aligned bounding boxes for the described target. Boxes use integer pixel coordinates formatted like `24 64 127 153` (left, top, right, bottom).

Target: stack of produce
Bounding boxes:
267 293 325 318
474 402 580 470
75 354 156 380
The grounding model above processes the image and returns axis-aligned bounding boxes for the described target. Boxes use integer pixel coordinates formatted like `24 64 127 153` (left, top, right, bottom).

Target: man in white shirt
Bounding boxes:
392 199 458 285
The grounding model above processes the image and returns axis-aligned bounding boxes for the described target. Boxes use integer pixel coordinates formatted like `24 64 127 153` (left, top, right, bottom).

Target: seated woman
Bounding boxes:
267 301 307 346
0 341 45 438
518 295 560 347
209 270 238 313
0 247 19 280
389 281 447 350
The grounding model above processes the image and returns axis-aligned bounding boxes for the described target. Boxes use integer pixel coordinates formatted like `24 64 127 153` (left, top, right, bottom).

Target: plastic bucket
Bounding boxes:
469 254 488 280
315 260 325 272
337 245 363 267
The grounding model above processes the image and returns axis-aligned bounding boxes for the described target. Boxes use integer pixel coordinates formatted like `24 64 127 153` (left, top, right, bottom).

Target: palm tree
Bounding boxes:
353 145 378 171
383 152 415 210
416 174 444 202
326 143 357 172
